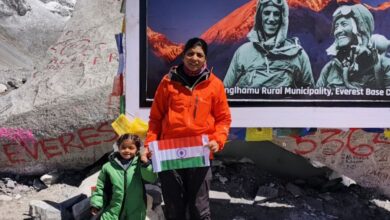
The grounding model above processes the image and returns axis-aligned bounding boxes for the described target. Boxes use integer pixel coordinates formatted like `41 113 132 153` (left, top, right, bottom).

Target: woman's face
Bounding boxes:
183 45 206 72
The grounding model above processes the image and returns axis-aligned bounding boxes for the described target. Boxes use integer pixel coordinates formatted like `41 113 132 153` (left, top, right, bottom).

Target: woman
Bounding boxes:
143 38 231 220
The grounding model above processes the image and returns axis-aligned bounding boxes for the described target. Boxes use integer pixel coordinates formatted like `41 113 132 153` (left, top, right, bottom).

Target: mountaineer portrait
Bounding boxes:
223 0 315 89
316 4 390 90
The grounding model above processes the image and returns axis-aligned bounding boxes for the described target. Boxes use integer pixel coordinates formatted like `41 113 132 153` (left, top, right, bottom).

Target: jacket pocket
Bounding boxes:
168 93 187 128
193 95 211 126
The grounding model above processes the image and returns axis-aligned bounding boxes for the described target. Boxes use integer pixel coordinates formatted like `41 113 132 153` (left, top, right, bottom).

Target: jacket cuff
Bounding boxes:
141 160 152 168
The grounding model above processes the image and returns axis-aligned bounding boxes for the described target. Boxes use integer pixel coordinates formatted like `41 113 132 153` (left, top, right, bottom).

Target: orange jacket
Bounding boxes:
145 66 231 155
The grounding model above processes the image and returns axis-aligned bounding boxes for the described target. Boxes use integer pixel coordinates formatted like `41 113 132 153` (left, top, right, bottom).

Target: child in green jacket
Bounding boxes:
90 133 157 220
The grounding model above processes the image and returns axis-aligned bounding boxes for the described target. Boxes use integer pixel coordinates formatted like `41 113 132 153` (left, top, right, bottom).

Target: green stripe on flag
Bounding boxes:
161 156 205 171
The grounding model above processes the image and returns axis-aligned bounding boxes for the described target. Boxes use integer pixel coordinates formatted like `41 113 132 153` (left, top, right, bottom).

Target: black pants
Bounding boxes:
159 166 212 220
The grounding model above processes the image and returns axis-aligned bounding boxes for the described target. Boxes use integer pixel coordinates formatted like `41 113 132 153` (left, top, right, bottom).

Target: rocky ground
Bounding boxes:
0 170 83 220
0 159 390 220
210 159 390 220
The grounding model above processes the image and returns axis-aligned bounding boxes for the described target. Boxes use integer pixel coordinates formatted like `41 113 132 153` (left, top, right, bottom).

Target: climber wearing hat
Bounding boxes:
223 0 314 89
317 4 390 89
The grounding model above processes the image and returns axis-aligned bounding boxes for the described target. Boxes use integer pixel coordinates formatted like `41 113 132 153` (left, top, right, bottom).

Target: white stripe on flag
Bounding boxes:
157 146 207 161
150 141 161 172
150 135 210 172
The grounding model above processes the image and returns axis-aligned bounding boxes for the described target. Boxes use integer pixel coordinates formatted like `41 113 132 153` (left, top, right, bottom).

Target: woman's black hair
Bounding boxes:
183 37 208 57
116 133 141 150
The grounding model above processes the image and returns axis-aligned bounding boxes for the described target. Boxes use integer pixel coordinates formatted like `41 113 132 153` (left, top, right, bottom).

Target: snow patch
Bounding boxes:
41 1 75 17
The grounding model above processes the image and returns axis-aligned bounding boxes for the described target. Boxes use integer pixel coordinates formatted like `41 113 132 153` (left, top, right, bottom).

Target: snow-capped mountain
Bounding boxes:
147 27 183 63
201 0 256 45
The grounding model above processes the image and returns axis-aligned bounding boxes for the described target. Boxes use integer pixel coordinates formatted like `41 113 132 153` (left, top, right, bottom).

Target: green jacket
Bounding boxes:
90 153 157 220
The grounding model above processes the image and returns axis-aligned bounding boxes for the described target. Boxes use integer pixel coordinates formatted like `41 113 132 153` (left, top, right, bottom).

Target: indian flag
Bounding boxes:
150 135 210 172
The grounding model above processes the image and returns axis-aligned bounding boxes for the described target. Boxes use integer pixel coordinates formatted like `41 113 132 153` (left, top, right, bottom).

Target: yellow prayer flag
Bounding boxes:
245 128 273 141
111 114 132 136
384 129 390 138
128 117 148 138
111 114 148 138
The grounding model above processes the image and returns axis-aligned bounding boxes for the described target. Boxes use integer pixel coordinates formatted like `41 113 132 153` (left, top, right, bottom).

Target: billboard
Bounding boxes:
126 0 390 127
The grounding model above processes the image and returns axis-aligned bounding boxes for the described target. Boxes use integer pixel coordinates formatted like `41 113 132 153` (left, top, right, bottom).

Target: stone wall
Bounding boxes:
273 128 390 196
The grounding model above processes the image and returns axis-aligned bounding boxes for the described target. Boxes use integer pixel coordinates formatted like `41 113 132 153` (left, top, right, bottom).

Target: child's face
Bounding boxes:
119 139 138 160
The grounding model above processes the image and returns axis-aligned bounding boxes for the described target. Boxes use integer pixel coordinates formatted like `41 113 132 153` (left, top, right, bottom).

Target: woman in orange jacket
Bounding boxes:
143 37 231 220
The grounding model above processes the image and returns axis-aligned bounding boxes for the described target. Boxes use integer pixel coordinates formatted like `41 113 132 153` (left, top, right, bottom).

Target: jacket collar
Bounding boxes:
168 65 211 90
109 151 138 170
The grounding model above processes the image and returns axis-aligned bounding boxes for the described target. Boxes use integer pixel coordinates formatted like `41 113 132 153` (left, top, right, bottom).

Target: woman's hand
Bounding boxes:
91 207 100 216
206 140 219 153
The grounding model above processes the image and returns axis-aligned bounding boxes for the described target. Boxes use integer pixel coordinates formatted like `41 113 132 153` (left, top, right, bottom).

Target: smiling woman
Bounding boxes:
182 40 207 75
143 38 231 219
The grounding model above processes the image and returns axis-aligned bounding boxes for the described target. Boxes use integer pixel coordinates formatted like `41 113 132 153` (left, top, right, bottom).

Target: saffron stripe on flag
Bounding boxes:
157 135 205 150
160 156 205 171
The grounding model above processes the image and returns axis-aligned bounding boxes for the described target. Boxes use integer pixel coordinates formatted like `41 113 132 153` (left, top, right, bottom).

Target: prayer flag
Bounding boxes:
150 135 210 172
111 114 148 138
111 114 132 136
245 128 273 141
385 129 390 138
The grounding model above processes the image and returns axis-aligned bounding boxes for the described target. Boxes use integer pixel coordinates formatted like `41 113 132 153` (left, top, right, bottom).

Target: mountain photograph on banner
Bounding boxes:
143 0 390 107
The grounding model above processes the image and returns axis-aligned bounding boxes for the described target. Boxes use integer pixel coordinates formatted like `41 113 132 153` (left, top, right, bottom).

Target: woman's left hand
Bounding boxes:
206 140 219 153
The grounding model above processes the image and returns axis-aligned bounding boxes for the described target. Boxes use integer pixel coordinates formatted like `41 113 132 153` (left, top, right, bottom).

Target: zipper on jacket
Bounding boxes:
250 56 269 84
193 96 198 119
119 169 127 219
190 75 207 91
173 68 209 92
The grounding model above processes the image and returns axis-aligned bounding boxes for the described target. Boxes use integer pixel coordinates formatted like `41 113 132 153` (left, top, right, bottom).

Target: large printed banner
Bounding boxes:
142 0 390 107
126 0 390 127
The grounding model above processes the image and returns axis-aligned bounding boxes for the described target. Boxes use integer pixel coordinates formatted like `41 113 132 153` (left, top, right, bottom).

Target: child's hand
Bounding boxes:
91 207 100 216
140 147 151 163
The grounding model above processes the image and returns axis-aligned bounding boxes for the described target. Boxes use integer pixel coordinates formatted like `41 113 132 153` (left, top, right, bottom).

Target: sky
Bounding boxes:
361 0 388 6
147 0 389 43
148 0 249 43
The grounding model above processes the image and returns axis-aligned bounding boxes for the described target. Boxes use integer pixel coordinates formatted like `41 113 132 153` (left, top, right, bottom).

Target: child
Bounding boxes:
90 133 157 220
